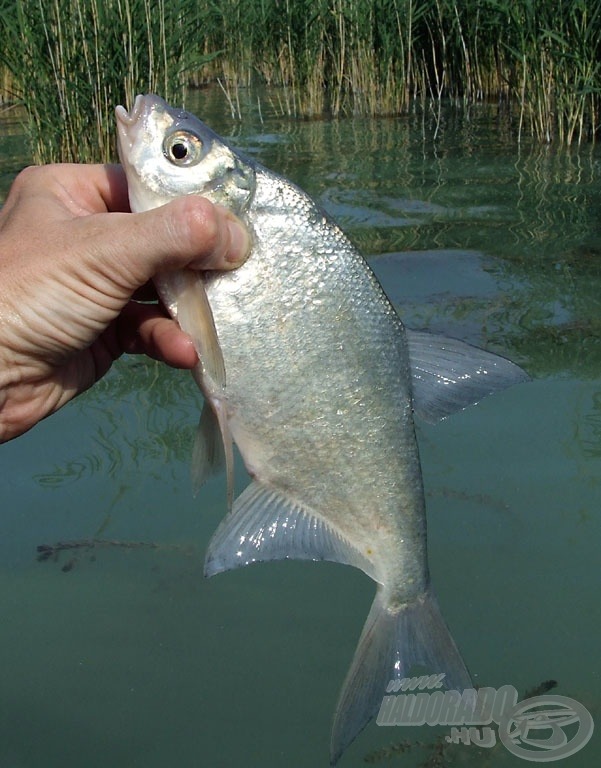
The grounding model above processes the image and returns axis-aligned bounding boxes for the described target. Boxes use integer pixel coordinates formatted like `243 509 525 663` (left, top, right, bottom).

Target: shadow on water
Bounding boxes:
1 92 600 766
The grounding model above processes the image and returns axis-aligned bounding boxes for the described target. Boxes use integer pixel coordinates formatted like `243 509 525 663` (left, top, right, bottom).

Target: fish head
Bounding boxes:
115 94 255 214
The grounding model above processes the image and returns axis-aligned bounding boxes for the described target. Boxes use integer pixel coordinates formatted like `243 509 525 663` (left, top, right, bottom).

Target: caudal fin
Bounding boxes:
330 587 470 764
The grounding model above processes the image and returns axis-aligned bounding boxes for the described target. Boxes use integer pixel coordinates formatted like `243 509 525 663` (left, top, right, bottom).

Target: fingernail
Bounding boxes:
225 214 250 266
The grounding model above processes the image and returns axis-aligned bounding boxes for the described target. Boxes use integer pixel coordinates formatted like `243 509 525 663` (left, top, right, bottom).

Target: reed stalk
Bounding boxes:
193 0 599 141
0 0 205 163
0 0 599 150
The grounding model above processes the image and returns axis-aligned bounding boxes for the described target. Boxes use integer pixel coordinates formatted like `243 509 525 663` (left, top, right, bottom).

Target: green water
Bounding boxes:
1 91 600 767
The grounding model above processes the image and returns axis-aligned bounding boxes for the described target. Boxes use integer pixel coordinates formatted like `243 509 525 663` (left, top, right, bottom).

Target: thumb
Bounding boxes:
89 195 251 291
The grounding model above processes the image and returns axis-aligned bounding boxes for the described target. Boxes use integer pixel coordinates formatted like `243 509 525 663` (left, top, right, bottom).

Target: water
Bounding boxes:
1 91 600 767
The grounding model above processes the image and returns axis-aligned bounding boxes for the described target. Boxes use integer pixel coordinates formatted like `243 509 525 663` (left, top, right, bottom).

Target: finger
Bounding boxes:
2 164 131 220
81 195 251 291
117 302 198 369
141 197 251 270
52 163 131 214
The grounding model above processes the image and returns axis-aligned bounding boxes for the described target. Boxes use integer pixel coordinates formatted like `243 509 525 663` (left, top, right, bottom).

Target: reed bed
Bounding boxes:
0 0 204 162
0 0 599 162
195 0 600 143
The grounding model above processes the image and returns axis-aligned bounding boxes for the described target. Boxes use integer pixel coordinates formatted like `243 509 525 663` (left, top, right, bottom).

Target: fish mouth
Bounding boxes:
116 95 143 153
115 93 167 151
115 93 152 124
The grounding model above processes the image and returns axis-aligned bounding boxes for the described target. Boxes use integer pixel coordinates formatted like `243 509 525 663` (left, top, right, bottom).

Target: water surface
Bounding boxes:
1 91 600 767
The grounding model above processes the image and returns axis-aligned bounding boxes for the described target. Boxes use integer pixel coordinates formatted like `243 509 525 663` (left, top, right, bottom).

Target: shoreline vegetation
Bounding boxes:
0 0 599 163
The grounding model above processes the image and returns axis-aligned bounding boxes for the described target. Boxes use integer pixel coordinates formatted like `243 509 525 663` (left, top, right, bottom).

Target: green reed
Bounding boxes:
504 0 601 144
0 0 599 153
0 0 204 163
194 0 600 143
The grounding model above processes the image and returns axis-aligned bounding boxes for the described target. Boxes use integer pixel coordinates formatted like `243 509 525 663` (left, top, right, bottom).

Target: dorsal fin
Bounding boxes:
406 330 529 422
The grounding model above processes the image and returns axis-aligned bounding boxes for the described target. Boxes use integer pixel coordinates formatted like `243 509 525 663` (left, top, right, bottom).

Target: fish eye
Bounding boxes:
163 131 203 166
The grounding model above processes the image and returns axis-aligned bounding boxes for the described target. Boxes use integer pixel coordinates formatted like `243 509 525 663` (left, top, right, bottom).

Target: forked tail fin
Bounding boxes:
330 587 471 764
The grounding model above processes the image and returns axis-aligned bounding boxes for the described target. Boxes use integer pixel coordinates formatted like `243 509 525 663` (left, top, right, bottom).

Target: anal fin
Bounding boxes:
204 481 375 579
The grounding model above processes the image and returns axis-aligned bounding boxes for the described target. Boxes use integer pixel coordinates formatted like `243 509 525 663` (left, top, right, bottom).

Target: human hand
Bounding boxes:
0 163 249 443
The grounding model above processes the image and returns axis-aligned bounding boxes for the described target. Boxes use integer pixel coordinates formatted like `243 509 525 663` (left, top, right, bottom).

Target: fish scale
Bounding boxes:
116 94 528 763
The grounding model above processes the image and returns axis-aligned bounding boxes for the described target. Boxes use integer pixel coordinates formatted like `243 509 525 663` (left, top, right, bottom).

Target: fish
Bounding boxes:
115 95 528 763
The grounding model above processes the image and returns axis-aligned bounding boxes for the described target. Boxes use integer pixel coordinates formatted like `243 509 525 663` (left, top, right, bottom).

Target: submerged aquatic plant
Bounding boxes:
0 0 207 163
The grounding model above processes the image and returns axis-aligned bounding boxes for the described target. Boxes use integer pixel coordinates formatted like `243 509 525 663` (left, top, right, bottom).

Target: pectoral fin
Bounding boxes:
174 269 226 392
162 269 234 509
211 397 235 511
407 329 529 423
191 401 225 495
204 480 375 579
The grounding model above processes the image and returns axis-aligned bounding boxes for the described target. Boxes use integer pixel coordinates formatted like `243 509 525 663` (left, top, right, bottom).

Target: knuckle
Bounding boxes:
177 196 222 255
10 164 68 199
11 165 42 192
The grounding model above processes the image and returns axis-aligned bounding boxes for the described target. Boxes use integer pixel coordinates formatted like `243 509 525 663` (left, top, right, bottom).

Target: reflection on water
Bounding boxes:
34 362 200 487
1 91 600 767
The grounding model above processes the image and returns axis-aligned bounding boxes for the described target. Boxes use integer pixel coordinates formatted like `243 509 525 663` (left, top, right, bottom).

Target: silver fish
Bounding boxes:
116 95 527 763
